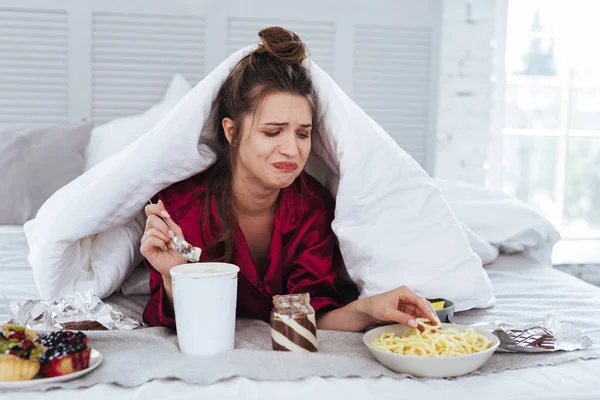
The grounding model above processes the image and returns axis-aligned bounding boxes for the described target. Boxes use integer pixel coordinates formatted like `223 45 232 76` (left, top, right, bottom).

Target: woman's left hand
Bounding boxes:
360 285 440 328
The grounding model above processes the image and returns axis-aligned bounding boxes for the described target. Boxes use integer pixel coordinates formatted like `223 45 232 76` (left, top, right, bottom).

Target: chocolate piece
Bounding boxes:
506 327 556 349
62 320 108 331
270 293 317 352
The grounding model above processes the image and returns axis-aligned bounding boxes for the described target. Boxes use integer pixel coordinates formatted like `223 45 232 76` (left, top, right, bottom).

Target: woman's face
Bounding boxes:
224 92 313 190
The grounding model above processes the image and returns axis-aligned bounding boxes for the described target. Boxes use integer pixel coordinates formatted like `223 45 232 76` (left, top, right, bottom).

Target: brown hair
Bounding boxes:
200 26 322 263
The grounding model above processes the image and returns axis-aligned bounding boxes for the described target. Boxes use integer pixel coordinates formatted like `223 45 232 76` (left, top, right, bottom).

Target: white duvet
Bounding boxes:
23 45 499 310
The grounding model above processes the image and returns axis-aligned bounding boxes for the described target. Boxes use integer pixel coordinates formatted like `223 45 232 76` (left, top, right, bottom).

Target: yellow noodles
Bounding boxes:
370 318 493 357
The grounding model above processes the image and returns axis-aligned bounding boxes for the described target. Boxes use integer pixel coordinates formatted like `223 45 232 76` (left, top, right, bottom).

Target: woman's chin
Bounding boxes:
267 172 298 189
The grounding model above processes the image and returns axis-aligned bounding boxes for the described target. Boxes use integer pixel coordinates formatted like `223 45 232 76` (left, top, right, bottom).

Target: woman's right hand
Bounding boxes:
140 199 187 278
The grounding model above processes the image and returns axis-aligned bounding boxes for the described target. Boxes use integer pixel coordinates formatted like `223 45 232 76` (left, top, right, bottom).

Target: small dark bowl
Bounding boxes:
428 298 455 323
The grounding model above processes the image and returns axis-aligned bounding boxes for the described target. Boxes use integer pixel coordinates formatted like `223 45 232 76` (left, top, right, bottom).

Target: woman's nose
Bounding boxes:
278 132 300 157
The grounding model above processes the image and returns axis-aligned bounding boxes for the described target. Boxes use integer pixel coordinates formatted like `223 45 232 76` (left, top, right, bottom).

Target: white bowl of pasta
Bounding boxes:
363 320 500 378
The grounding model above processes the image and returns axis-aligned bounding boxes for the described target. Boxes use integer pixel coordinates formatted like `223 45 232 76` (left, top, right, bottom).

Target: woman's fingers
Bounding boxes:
141 235 168 255
161 215 183 239
158 200 184 238
145 215 173 239
421 298 440 324
144 203 170 219
145 200 184 239
384 308 419 328
142 227 171 244
397 286 440 324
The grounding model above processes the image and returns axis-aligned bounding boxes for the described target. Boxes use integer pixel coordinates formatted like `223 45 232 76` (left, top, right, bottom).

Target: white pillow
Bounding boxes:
459 221 499 265
84 74 192 170
434 178 560 264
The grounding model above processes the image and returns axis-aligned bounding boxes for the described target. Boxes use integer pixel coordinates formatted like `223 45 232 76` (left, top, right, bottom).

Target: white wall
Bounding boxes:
434 0 507 185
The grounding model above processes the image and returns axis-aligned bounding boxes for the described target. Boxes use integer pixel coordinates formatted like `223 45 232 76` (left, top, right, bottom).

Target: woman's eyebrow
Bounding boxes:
263 122 312 128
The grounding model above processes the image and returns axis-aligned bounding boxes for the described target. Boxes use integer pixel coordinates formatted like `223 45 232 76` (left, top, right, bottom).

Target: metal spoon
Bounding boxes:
147 199 201 262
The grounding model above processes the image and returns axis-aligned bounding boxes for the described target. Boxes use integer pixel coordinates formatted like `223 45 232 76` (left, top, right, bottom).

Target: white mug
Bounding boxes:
170 262 240 356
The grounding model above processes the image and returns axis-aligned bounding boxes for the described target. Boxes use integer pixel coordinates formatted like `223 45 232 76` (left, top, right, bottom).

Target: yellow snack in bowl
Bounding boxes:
431 300 446 310
371 318 493 357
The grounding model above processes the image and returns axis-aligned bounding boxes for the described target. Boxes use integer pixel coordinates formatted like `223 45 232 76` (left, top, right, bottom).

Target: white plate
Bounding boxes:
363 323 499 378
0 349 103 389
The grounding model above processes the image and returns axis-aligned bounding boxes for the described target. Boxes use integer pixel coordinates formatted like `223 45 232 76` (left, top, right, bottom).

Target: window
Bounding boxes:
502 0 600 262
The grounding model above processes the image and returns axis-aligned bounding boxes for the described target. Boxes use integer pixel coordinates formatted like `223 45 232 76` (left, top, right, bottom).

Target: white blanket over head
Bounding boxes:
24 46 495 311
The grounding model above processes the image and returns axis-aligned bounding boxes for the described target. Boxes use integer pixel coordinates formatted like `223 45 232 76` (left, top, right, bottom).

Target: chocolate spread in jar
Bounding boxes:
270 293 317 352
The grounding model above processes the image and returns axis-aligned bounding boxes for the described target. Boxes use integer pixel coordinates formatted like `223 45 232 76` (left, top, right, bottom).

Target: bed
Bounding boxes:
1 224 600 400
2 1 600 398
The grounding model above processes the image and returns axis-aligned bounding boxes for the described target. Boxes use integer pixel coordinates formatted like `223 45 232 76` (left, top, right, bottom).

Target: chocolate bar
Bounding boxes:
505 327 556 349
270 293 317 352
62 320 108 331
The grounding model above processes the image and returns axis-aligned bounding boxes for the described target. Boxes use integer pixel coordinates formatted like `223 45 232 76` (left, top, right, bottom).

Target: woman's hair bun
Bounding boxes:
257 26 308 63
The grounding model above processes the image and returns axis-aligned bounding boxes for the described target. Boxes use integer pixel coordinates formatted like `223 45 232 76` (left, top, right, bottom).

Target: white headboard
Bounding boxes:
0 0 441 173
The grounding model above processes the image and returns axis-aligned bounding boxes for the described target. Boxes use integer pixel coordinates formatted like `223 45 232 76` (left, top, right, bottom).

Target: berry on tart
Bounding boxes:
0 324 44 381
36 331 91 378
2 324 38 343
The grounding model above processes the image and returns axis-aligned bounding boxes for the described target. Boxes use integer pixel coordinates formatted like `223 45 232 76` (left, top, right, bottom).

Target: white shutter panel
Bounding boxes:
353 25 434 167
91 12 205 123
227 18 335 75
0 8 69 127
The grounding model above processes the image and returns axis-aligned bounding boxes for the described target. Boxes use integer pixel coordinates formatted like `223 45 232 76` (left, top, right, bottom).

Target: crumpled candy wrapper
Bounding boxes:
3 289 144 331
470 316 593 353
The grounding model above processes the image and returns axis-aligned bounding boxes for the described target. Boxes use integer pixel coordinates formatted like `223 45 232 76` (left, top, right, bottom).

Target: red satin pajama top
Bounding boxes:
143 169 344 328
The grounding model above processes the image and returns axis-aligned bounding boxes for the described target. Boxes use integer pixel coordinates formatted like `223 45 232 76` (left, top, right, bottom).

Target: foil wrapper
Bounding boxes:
3 289 143 331
470 316 593 353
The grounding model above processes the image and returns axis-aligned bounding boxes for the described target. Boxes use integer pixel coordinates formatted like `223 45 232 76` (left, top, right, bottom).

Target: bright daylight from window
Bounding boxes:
502 0 600 263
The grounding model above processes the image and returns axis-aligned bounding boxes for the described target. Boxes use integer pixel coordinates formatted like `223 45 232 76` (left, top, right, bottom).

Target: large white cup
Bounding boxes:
170 262 240 356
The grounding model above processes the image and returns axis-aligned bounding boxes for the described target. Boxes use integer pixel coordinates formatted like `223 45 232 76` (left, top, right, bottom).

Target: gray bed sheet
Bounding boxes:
1 225 599 393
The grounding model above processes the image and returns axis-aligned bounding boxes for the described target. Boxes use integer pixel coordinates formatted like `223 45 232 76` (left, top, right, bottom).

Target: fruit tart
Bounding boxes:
0 324 45 381
36 330 91 377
